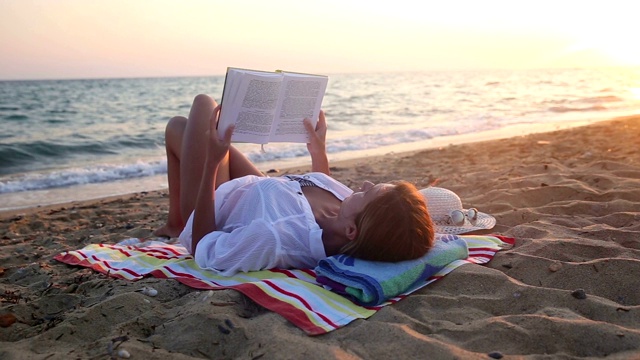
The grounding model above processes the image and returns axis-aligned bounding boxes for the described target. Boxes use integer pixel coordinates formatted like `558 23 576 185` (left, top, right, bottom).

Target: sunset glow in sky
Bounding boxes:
1 0 638 80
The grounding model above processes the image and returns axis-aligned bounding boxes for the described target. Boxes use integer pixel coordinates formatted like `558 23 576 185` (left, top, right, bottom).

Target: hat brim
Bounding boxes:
432 212 496 235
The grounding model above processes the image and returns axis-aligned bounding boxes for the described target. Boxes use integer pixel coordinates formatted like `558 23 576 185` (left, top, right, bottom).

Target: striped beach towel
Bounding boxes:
54 234 513 335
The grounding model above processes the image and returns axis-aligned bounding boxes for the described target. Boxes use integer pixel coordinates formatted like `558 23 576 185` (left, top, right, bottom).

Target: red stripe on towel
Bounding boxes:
301 268 317 277
263 279 340 331
99 243 133 257
232 282 331 335
494 235 515 245
96 258 143 279
269 268 299 278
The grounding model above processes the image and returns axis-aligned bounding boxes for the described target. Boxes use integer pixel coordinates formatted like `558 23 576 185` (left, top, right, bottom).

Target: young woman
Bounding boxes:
155 94 434 275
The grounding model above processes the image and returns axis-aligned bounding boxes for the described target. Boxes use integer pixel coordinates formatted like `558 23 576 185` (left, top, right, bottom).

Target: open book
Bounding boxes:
218 67 329 144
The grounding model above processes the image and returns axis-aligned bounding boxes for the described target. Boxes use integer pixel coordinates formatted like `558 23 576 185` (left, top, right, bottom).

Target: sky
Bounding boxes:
1 0 639 80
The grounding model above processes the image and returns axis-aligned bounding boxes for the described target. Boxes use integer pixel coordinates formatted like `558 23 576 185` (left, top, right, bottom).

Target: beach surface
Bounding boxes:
1 116 639 359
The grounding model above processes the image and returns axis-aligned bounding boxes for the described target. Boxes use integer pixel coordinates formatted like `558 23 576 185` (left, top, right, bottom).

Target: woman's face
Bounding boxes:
340 181 394 220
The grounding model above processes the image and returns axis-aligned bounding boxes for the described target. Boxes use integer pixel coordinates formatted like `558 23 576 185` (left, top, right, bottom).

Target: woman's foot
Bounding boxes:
153 223 183 239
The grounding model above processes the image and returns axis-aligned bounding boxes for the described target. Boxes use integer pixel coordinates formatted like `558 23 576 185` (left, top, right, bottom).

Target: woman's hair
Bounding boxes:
340 181 434 262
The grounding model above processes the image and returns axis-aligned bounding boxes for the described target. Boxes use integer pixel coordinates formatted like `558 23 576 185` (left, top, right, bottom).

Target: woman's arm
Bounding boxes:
191 105 234 255
304 110 330 175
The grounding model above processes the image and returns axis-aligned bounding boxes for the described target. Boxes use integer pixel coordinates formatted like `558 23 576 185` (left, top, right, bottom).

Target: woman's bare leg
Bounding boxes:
228 145 264 180
154 94 263 238
178 94 229 223
153 115 188 238
154 94 224 237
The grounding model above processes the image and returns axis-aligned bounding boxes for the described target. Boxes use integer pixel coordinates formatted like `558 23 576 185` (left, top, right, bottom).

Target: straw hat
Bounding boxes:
419 187 496 235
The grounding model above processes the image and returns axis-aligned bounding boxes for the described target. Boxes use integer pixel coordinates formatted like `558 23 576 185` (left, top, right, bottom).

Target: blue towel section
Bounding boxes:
315 234 469 306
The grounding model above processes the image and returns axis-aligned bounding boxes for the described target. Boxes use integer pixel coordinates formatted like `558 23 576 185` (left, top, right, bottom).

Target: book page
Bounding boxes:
269 73 329 143
218 69 283 144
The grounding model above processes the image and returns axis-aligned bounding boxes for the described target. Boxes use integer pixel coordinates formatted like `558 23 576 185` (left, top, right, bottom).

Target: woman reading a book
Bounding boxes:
155 94 434 275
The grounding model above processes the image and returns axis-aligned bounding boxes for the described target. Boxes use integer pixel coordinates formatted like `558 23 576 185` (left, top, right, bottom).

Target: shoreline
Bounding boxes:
1 115 639 358
0 113 630 214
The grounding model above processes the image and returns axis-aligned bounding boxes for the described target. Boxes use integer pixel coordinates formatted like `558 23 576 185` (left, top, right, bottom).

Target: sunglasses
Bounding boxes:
446 208 478 226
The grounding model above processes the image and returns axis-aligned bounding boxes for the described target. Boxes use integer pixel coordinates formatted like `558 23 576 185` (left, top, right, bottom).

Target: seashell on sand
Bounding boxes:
202 290 214 301
117 348 131 358
137 286 158 297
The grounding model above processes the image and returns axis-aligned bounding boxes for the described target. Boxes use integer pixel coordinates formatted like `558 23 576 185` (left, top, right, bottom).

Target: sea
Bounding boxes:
1 67 640 211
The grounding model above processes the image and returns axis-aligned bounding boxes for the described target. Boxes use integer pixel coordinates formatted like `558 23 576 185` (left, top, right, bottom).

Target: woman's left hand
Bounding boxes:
304 110 330 175
305 110 327 156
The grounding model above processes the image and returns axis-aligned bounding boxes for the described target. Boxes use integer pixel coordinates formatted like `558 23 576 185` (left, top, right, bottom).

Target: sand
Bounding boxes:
1 115 639 359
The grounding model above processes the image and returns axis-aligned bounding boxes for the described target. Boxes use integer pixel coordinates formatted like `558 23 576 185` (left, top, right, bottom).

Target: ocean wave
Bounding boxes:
1 69 639 201
3 114 29 121
578 95 622 104
0 134 163 176
0 127 443 194
48 109 78 114
0 161 167 194
246 127 443 164
541 95 622 108
548 105 607 113
0 140 120 175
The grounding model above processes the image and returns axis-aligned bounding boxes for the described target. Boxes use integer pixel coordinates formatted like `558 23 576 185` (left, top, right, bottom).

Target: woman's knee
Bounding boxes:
166 116 187 138
165 116 187 152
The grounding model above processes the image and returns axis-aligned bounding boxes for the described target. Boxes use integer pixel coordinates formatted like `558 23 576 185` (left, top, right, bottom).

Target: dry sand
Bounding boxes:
1 116 639 359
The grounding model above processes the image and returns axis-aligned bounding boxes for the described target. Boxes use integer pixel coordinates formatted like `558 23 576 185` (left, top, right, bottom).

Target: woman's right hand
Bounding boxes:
207 105 234 165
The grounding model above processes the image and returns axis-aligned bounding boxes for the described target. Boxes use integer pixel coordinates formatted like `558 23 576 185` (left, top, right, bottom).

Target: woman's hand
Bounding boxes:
304 110 330 175
305 110 327 155
207 105 234 165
